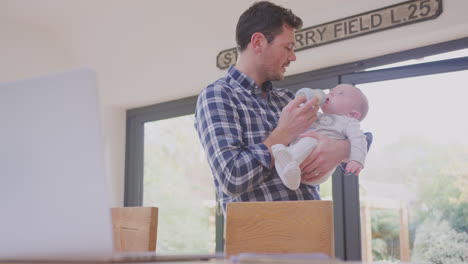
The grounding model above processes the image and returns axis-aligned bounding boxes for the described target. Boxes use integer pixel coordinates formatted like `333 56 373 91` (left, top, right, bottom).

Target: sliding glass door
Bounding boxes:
352 50 468 263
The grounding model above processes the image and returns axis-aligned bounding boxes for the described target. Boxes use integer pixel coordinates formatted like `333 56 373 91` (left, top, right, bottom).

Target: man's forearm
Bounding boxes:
298 131 351 181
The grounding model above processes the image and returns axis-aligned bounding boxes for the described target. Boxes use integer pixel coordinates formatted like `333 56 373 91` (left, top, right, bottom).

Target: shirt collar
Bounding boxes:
227 66 273 94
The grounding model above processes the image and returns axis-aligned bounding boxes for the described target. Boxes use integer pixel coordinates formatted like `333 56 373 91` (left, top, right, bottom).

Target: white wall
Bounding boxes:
0 17 126 206
0 19 73 80
1 0 467 206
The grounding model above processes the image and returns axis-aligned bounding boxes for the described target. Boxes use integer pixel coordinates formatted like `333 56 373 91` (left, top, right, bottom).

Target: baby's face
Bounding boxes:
321 84 363 117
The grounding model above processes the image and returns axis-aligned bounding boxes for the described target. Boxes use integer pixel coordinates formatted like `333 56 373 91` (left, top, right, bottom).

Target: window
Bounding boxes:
358 54 468 263
143 115 216 253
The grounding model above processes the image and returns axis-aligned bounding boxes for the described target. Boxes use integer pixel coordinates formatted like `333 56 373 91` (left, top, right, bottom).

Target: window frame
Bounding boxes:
124 37 468 260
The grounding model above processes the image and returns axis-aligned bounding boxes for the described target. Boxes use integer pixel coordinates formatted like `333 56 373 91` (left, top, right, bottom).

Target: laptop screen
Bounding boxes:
0 68 115 260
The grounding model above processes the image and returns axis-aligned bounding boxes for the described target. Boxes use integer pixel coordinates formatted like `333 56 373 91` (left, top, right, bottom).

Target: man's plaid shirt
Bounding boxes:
194 66 320 212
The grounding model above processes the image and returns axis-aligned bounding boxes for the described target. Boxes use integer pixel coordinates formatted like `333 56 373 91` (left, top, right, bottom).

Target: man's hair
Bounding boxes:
236 1 303 51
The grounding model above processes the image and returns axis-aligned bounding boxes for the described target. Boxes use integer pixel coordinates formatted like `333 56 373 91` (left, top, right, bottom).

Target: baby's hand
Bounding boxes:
345 161 363 175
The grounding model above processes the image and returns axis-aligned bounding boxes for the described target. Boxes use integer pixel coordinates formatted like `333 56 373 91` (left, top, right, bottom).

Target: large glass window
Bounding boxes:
143 115 216 254
358 65 468 262
142 114 335 253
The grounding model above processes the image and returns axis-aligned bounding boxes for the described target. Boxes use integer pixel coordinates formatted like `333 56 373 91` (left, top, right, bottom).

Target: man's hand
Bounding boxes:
264 96 319 150
263 96 320 168
345 161 363 175
299 131 350 182
275 96 319 143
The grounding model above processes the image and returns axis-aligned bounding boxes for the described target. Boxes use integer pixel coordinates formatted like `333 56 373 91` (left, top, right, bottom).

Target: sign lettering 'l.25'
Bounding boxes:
216 0 442 70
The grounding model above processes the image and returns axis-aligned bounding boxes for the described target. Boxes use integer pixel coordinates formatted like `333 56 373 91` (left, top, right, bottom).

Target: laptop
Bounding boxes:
0 68 223 262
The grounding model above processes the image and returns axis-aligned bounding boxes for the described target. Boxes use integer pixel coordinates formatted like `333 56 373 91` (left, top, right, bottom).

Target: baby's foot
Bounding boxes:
272 144 293 168
280 161 301 190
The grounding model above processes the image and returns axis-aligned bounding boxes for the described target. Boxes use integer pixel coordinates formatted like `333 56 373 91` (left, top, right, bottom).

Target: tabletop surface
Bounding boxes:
0 259 363 264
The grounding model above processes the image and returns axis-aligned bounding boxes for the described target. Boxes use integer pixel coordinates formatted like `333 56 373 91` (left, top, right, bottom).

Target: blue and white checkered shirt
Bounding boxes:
195 66 320 212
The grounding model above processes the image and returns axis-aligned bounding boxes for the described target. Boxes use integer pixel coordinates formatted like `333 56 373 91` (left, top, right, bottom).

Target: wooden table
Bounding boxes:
0 259 356 264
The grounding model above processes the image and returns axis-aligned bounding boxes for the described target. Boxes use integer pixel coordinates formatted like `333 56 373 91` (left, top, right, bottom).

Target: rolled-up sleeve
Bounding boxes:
195 83 272 197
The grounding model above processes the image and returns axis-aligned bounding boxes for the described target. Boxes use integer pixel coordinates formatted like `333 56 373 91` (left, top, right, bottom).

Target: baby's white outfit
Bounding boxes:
272 113 367 190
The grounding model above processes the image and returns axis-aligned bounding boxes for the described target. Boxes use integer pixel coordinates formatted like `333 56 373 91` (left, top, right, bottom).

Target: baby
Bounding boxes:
272 84 369 190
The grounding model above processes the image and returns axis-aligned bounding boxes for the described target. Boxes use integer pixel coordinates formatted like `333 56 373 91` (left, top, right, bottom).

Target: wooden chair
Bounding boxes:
225 201 334 258
111 206 158 252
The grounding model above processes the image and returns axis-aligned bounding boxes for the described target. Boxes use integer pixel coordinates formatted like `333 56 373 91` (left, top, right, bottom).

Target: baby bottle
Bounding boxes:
295 88 326 106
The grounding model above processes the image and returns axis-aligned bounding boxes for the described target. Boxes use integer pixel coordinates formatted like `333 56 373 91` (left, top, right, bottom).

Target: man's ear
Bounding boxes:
251 32 266 54
348 111 362 120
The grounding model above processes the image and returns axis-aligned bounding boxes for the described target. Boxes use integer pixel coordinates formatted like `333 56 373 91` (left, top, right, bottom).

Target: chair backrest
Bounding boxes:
225 201 334 258
111 207 158 252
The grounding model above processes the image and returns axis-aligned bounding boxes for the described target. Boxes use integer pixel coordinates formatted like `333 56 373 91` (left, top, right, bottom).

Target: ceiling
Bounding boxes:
2 0 465 109
1 0 253 108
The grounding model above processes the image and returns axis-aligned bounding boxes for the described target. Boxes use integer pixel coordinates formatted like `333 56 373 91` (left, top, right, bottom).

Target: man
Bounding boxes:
195 1 349 212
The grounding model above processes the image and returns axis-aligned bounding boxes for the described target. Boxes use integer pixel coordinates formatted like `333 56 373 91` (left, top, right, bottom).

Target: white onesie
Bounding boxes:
272 112 367 190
